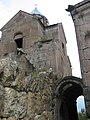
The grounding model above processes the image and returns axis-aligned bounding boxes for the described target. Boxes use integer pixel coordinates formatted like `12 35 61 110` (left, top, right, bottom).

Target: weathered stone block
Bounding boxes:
75 35 86 50
15 92 27 119
83 48 90 60
82 60 90 73
84 14 90 24
0 84 4 117
83 72 90 86
86 101 90 117
74 16 84 26
27 92 43 119
84 87 90 101
3 87 27 119
7 117 16 120
3 87 16 117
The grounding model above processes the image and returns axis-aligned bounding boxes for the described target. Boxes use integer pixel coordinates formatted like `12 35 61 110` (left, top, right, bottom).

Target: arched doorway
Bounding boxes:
55 76 84 120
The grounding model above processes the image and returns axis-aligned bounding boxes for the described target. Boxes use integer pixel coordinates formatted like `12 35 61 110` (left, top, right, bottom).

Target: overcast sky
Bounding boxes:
0 0 85 111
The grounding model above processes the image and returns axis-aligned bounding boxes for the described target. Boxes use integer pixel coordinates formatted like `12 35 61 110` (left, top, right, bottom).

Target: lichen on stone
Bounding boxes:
0 55 59 120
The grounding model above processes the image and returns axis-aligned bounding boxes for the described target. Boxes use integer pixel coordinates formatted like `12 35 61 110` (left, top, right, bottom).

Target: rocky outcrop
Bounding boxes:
0 54 59 120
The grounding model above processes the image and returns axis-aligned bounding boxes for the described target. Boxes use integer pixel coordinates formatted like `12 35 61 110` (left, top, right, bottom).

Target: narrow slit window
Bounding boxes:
62 42 65 55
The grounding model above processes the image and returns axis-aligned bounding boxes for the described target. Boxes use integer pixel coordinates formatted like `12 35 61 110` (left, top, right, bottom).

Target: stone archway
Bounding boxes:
55 76 84 120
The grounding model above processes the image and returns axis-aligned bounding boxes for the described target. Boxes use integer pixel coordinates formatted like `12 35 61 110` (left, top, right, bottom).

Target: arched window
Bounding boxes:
14 33 23 54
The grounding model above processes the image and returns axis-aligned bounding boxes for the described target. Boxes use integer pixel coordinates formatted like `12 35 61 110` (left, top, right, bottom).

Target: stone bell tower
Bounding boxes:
66 0 90 119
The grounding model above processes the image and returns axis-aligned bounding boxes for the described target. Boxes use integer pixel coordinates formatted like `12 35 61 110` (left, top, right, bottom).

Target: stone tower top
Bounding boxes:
31 6 49 26
31 4 42 15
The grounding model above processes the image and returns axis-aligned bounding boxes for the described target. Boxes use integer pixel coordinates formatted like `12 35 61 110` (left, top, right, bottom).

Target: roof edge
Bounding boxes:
66 0 90 13
75 0 90 9
0 10 22 31
0 10 45 31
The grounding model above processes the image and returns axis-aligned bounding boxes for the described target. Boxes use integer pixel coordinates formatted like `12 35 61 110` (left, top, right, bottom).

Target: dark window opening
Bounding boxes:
15 38 23 48
62 42 65 55
15 38 23 54
14 33 23 54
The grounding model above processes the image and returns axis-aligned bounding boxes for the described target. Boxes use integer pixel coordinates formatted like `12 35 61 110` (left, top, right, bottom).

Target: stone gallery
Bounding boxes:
0 0 90 120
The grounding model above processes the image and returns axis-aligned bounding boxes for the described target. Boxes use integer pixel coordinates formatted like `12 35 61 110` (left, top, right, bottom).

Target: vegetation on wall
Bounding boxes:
78 109 87 120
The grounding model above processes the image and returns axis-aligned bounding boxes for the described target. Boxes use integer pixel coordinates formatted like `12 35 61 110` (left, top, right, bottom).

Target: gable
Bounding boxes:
0 10 44 31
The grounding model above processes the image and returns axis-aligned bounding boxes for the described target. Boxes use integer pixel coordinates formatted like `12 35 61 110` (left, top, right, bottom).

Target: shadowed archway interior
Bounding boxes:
55 76 83 120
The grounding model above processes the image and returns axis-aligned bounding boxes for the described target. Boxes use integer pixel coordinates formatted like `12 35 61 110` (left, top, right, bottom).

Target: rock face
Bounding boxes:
0 55 59 120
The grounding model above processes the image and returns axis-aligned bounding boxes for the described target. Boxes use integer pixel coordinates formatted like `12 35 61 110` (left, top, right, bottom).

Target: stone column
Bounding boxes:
67 0 90 118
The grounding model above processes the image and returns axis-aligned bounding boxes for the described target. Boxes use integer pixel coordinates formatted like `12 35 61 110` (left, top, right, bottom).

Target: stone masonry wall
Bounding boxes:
71 0 90 118
0 11 44 56
0 10 72 78
0 54 61 120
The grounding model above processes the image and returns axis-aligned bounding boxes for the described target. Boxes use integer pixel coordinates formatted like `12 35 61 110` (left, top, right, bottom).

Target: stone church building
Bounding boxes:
0 8 71 77
0 0 90 120
0 6 72 120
